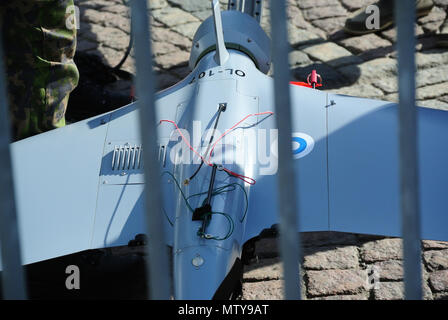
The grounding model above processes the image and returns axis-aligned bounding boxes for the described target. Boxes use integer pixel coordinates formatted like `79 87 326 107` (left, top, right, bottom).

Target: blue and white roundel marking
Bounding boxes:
291 132 314 159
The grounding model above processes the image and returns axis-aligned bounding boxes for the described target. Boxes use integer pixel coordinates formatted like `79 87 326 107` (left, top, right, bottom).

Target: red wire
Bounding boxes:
159 119 212 166
223 168 256 185
159 111 274 185
207 111 274 162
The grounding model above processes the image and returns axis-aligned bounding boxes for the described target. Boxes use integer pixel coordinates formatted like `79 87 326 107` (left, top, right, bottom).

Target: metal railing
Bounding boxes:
269 0 302 300
0 0 422 300
129 0 172 300
395 0 422 300
0 33 27 300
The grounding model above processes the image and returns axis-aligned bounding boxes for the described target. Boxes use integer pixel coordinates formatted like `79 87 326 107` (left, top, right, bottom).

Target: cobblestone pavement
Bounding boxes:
75 0 448 300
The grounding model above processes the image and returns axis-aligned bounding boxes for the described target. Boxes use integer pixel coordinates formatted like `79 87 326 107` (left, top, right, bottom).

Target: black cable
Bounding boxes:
198 164 218 235
113 28 133 71
111 0 133 71
187 103 227 183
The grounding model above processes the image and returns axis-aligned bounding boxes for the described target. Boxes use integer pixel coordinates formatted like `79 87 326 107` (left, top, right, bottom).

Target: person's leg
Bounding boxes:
1 0 79 141
344 0 434 35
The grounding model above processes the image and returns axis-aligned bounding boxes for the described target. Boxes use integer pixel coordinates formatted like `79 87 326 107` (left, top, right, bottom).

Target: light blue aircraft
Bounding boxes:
4 0 448 299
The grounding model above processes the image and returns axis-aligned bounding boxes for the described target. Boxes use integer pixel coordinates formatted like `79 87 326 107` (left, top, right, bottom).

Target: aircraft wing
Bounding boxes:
7 81 193 267
325 93 448 241
244 84 448 243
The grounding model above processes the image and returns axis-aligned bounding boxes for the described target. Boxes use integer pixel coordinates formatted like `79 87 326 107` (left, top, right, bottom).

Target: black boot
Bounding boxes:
344 0 434 35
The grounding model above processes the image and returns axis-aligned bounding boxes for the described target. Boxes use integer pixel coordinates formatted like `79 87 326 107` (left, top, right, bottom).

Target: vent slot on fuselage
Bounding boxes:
112 145 142 171
111 144 167 171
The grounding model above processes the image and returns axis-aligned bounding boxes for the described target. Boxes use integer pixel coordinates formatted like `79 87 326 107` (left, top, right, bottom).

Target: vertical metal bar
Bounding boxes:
130 0 171 299
395 0 422 300
0 34 27 299
242 0 253 15
251 0 263 23
269 0 301 300
228 0 262 23
227 0 238 10
238 0 245 11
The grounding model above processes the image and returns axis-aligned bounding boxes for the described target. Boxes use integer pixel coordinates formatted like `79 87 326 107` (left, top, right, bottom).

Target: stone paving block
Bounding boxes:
373 260 403 281
372 77 396 94
310 293 368 300
424 250 448 271
339 33 392 55
419 6 447 33
341 0 373 11
381 24 425 42
289 27 325 47
328 29 352 42
303 5 347 21
332 83 384 99
155 51 190 69
82 24 130 51
242 280 284 300
416 82 448 100
149 0 169 10
289 50 313 67
417 99 448 111
167 0 211 12
418 65 448 87
383 93 399 103
297 0 338 9
101 4 130 16
434 0 448 6
434 293 448 300
150 18 164 28
153 41 179 56
152 27 192 50
243 258 283 281
303 245 359 270
152 7 199 28
429 270 448 293
357 46 396 62
423 240 448 250
302 41 363 67
312 16 347 35
288 5 312 30
81 8 131 33
191 10 212 21
306 269 367 297
375 64 448 94
361 238 403 263
374 282 404 300
439 95 448 104
172 22 202 40
89 46 129 70
338 57 397 82
416 50 448 69
77 0 112 10
373 281 433 300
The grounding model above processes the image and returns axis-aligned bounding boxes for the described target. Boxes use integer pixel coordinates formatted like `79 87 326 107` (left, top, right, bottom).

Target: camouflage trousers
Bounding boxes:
1 0 79 141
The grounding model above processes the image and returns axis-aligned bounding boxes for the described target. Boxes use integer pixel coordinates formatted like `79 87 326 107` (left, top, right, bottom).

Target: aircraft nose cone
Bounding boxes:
174 245 237 300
